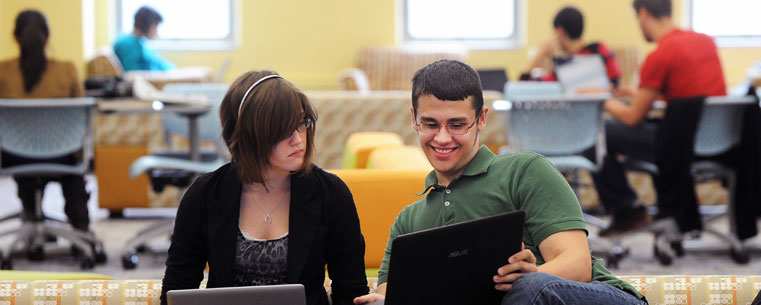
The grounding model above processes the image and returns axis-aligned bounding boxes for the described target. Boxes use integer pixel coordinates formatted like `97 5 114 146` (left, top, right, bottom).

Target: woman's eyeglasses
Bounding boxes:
295 117 313 133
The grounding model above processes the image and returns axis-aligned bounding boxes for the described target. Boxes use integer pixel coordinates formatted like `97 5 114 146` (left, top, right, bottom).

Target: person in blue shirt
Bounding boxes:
113 6 176 71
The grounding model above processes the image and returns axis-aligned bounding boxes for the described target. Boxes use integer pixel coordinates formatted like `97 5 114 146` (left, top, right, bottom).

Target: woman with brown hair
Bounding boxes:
0 10 91 233
160 71 369 305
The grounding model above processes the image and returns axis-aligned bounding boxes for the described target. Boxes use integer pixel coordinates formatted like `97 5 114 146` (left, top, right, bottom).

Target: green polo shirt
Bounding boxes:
377 145 644 300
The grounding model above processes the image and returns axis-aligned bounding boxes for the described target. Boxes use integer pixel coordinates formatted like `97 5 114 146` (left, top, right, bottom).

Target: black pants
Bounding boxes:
2 151 90 231
587 119 659 214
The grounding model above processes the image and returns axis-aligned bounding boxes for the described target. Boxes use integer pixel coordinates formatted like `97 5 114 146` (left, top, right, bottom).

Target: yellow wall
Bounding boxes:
2 0 758 89
122 0 395 89
0 0 86 78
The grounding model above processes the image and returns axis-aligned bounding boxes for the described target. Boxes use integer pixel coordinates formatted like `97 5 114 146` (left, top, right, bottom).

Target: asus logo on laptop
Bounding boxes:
448 249 469 259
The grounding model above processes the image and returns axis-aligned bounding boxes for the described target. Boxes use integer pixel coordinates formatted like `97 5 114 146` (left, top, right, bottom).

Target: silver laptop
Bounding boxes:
555 54 611 94
167 284 306 305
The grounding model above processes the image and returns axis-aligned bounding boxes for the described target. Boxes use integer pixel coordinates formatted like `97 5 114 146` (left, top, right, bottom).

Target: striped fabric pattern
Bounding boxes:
358 48 467 91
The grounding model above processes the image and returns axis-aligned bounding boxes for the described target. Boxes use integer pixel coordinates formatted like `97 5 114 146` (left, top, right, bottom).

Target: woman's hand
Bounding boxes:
353 293 385 304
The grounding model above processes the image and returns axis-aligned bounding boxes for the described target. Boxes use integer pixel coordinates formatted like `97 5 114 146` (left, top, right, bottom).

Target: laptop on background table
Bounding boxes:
554 54 611 94
167 284 306 305
379 210 526 305
477 69 509 93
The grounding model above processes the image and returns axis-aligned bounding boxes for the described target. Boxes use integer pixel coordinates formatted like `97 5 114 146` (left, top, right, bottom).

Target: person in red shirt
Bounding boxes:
520 6 622 88
591 0 726 236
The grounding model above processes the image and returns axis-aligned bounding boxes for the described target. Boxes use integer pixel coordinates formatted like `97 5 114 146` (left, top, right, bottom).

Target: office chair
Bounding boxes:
493 85 620 265
500 81 598 201
121 83 229 269
0 98 106 269
613 95 756 265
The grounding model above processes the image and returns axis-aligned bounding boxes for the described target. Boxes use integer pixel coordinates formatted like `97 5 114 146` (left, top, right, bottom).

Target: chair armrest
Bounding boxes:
129 156 225 178
337 68 370 93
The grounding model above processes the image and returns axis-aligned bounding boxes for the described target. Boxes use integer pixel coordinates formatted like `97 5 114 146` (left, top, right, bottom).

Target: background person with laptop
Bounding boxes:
589 0 726 237
113 6 176 71
353 60 645 305
519 6 621 89
160 71 369 305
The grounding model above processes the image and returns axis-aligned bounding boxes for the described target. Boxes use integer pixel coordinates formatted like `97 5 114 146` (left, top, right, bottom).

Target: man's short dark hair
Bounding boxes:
553 7 584 40
411 59 484 118
133 6 163 34
632 0 672 18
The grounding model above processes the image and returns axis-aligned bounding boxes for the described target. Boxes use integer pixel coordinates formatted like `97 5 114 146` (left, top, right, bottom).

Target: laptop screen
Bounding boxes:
554 54 611 94
478 69 509 93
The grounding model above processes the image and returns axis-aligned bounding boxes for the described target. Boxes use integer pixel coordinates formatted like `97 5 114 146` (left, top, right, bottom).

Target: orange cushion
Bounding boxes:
330 169 429 267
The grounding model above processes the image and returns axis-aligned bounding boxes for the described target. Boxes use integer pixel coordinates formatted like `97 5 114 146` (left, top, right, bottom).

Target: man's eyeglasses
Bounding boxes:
295 117 313 133
415 117 477 135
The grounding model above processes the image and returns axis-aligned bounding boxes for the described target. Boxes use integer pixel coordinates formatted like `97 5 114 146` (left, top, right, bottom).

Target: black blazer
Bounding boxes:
160 163 369 305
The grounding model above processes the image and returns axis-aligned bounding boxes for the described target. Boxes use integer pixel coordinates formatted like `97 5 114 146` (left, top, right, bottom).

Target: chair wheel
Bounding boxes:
91 242 107 264
26 246 45 261
730 248 750 264
670 240 684 257
95 251 108 264
605 256 619 269
1 259 12 270
80 257 95 270
656 253 672 265
122 253 138 270
654 245 672 266
135 245 148 253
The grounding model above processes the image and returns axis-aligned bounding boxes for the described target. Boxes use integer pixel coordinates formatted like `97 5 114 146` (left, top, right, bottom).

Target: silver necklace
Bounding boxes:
248 187 289 224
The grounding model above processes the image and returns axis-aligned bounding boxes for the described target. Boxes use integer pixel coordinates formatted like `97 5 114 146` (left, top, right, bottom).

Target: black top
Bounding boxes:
160 163 369 305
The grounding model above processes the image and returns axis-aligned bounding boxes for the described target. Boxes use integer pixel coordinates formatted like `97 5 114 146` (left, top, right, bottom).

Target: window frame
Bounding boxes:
684 0 761 48
115 0 238 51
401 0 523 50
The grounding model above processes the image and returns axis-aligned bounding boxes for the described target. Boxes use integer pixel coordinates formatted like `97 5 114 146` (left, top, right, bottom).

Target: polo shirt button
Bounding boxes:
444 201 450 207
445 189 451 194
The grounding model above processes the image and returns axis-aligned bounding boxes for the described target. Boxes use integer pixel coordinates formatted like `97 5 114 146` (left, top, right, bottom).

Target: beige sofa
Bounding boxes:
1 276 759 304
337 47 467 92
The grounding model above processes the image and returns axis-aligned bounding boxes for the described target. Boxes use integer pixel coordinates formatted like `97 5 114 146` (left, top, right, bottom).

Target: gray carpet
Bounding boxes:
0 175 760 280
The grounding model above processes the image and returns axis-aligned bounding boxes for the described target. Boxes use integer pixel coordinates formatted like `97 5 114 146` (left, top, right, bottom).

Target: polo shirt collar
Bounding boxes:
418 145 495 195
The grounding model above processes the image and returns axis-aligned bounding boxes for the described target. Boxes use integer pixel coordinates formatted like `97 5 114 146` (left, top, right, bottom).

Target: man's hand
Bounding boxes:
613 86 637 98
353 293 385 304
493 243 538 291
576 87 610 95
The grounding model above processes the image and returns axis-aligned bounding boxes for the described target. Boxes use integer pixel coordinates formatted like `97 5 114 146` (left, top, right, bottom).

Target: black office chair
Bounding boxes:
611 95 757 265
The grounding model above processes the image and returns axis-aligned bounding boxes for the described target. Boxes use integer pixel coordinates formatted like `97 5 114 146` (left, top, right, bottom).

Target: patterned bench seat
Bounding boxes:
1 275 759 305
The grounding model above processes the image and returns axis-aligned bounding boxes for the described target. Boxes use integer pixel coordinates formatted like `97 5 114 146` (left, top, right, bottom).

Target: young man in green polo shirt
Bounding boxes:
354 60 646 305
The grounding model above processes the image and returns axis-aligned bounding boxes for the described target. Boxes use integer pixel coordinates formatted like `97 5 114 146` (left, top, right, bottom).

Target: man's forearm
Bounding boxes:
605 98 640 126
536 253 592 283
604 88 660 126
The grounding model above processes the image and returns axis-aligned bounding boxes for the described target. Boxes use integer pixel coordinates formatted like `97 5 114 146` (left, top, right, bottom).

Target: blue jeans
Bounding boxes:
502 273 647 305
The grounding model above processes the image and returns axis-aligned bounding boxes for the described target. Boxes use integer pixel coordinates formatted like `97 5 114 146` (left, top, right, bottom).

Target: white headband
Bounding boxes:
237 74 284 118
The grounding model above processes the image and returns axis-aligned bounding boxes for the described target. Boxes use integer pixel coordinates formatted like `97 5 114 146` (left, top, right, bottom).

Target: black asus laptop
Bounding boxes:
380 210 526 305
167 284 306 305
